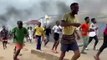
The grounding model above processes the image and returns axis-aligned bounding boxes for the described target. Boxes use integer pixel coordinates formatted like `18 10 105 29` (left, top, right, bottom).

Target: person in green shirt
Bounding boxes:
12 21 28 60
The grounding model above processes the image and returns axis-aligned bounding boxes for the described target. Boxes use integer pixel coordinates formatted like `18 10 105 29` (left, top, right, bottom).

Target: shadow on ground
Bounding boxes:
31 50 68 60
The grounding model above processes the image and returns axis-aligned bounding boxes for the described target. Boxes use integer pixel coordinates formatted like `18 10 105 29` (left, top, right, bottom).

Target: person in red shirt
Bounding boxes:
94 24 107 60
80 17 90 54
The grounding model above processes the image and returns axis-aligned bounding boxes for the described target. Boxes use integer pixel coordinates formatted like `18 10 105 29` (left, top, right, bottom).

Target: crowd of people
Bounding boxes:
0 2 107 60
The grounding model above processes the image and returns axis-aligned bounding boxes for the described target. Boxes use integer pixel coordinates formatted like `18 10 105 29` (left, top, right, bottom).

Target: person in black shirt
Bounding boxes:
0 26 9 49
44 26 51 46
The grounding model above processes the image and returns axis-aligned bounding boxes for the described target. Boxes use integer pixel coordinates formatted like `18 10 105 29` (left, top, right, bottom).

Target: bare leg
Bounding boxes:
4 42 7 49
59 51 66 60
2 41 5 49
94 51 101 60
52 41 57 50
71 50 80 60
94 43 106 60
44 39 49 46
81 46 87 54
14 49 21 60
14 46 16 54
55 41 59 53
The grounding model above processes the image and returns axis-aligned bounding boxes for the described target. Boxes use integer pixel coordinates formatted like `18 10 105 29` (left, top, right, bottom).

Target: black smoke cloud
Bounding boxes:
0 0 71 29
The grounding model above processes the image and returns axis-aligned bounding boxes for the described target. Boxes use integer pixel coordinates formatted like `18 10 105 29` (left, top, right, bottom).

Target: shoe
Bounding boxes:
85 48 89 50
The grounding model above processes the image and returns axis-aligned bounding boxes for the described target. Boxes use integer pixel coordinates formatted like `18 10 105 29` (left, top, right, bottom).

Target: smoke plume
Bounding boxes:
0 0 72 29
1 0 107 30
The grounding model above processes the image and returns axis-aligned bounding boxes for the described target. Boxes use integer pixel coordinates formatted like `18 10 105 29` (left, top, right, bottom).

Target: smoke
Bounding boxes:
0 6 33 28
2 0 107 29
0 0 73 29
76 0 107 23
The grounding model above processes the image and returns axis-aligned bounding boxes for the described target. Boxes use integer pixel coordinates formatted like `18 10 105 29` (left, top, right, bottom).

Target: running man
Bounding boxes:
0 26 9 49
94 24 107 60
80 17 90 54
12 21 28 60
33 22 46 50
52 21 62 53
59 3 81 60
87 18 99 50
44 26 51 46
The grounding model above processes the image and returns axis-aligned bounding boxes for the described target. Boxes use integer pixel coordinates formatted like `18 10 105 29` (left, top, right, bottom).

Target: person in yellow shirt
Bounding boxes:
59 3 81 60
33 22 45 50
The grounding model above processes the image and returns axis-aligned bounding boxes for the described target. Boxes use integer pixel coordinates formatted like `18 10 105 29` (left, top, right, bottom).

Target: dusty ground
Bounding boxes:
0 39 107 60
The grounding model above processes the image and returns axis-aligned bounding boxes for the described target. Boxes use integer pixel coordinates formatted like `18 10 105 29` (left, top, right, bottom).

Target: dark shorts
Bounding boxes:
61 42 79 52
2 37 8 40
2 37 8 44
2 41 8 44
54 33 59 41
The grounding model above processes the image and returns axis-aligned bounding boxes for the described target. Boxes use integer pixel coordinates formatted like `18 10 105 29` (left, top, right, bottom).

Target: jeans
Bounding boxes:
36 35 41 50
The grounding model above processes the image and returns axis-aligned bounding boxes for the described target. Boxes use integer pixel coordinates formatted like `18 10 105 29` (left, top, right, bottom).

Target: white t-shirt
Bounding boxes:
52 25 62 34
88 23 98 37
28 29 33 36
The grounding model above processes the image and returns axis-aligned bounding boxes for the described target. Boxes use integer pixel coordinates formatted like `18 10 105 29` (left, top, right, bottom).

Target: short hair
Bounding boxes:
91 18 95 22
17 21 23 25
38 22 41 24
56 21 60 24
70 2 78 9
84 17 89 20
2 25 5 28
